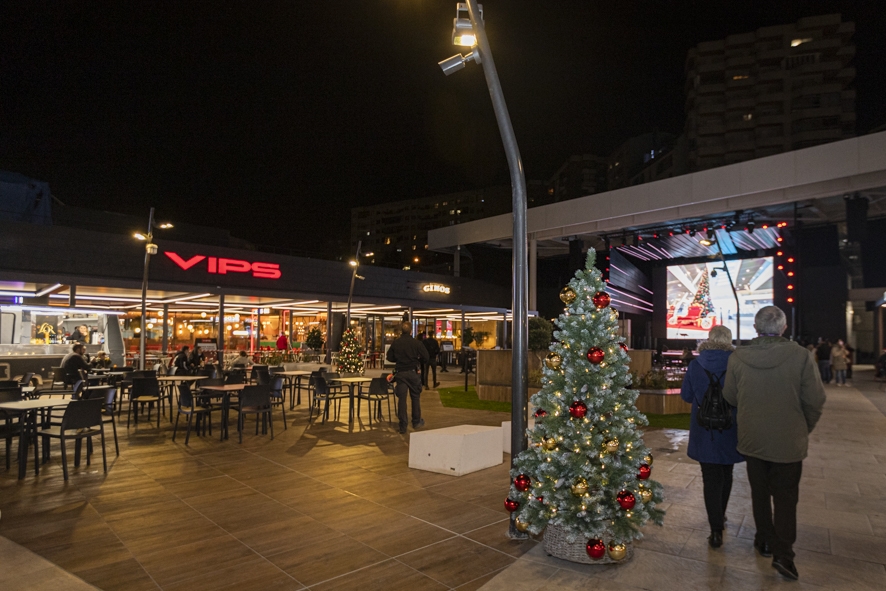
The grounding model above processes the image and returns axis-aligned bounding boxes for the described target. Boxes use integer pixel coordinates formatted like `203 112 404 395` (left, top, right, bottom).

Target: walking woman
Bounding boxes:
680 325 743 548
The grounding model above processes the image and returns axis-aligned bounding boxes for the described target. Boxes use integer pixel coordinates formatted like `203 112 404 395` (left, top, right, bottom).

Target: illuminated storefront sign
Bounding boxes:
165 252 282 279
422 283 451 295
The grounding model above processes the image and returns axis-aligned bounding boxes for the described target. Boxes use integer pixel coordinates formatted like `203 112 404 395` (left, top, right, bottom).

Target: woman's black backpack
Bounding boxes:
697 369 733 431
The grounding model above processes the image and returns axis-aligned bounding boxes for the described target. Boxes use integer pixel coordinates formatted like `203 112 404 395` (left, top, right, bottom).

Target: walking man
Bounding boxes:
386 322 429 434
422 331 441 389
815 338 832 384
723 306 826 581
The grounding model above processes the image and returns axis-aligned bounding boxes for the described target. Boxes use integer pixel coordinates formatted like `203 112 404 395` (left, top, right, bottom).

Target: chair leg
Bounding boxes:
268 410 274 440
60 434 69 481
281 402 287 430
172 412 180 441
74 438 82 468
99 426 108 473
110 418 119 456
185 413 193 446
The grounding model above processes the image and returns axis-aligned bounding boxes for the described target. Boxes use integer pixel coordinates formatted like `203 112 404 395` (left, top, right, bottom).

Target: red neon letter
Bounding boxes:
208 257 217 273
164 252 206 270
218 258 252 274
252 262 282 279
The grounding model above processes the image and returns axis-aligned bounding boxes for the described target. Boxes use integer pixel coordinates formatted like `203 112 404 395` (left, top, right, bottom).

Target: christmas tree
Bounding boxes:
337 328 364 374
691 267 716 317
507 250 664 562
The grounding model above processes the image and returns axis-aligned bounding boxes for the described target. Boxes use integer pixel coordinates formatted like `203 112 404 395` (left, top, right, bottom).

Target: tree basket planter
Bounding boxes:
543 524 634 565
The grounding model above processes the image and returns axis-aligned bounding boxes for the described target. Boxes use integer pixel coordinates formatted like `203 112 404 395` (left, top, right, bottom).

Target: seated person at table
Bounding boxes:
188 346 204 369
232 350 251 368
90 351 110 368
173 346 192 374
60 343 91 386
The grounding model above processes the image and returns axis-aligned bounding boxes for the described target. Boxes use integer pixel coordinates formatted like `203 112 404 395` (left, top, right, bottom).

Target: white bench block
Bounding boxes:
408 425 503 476
501 417 535 454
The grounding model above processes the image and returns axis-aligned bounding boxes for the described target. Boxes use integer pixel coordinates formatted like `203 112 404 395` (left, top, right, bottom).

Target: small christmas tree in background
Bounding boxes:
337 328 364 374
691 267 716 317
506 250 664 563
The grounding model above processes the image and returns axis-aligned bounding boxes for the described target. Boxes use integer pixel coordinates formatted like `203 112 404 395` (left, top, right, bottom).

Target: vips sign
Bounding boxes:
165 252 282 279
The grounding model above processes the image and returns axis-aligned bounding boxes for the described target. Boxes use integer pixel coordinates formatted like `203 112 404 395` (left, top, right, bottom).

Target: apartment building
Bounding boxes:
684 13 855 171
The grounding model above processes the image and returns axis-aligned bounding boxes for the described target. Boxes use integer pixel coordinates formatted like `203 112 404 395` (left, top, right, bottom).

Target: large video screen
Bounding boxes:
666 257 773 339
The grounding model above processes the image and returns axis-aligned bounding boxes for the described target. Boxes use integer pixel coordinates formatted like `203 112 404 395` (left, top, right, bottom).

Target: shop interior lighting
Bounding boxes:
1 305 126 315
34 283 64 297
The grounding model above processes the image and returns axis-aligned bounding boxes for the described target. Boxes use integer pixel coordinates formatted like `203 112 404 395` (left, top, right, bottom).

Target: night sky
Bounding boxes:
2 1 884 253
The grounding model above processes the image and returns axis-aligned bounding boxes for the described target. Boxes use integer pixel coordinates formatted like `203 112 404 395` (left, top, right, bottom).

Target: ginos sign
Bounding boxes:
164 252 282 279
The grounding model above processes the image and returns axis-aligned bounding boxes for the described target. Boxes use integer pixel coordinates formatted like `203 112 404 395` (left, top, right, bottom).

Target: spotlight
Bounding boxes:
706 229 715 240
689 227 697 237
747 216 756 234
711 269 718 278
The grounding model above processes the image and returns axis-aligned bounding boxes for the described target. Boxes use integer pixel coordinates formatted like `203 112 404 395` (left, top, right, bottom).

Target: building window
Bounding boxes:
790 38 813 47
385 237 391 245
743 113 753 121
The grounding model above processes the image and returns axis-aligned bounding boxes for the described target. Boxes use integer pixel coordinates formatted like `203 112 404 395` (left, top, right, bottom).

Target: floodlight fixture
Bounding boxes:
134 232 147 241
452 3 482 47
349 260 358 267
157 222 173 229
439 51 481 75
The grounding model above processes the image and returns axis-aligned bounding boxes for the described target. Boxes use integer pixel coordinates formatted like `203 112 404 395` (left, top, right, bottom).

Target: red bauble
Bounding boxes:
586 347 605 364
638 464 651 480
618 342 629 352
504 498 520 512
586 539 606 559
616 490 636 510
568 400 588 419
534 408 547 418
514 474 532 492
592 291 611 309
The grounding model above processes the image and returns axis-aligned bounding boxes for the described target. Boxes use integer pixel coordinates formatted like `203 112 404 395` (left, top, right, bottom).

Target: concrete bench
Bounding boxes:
408 425 503 476
501 417 535 454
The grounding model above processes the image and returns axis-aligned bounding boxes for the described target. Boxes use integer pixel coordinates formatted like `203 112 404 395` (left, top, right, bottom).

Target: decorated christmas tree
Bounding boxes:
691 267 716 317
337 328 364 374
507 250 664 563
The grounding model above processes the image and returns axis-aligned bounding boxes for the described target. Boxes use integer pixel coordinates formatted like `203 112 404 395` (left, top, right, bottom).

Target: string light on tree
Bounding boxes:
336 328 364 374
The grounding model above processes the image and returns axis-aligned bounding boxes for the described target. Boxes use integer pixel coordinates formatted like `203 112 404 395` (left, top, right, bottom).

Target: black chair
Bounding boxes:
252 367 271 386
82 386 120 456
308 376 347 424
235 385 273 443
199 365 218 380
127 378 161 428
0 388 24 470
269 374 287 430
225 371 245 385
358 378 394 425
19 372 34 387
173 383 213 445
37 398 107 480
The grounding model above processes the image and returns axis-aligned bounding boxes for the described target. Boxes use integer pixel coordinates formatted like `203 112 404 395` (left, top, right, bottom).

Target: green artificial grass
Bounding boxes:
438 385 692 430
438 386 691 430
644 413 692 430
437 386 512 413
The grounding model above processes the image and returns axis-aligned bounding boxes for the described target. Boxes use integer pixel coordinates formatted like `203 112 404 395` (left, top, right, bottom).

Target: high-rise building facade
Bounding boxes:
684 14 855 171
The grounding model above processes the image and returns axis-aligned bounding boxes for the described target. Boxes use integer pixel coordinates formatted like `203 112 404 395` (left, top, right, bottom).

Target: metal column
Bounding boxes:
161 304 169 356
325 302 333 364
529 239 537 312
217 294 225 361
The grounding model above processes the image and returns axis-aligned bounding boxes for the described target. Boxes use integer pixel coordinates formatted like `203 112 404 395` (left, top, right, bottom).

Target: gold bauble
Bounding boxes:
605 438 620 453
543 438 557 451
571 478 589 496
644 453 653 466
608 543 627 561
559 286 577 305
544 352 562 370
639 489 653 503
515 518 530 533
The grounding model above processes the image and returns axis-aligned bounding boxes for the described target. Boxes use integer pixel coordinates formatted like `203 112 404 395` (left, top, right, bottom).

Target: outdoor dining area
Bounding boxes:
0 361 398 482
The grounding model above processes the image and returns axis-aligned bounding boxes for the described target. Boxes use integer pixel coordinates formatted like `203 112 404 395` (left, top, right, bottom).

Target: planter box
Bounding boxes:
635 388 691 415
475 349 544 402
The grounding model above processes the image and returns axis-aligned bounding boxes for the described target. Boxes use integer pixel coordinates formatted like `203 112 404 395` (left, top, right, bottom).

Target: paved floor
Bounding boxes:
1 369 884 590
478 371 886 591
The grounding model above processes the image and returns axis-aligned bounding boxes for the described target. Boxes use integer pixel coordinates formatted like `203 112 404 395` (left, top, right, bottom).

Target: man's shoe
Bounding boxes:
754 540 773 558
708 531 723 548
433 382 440 388
772 557 799 580
413 419 425 430
399 428 407 434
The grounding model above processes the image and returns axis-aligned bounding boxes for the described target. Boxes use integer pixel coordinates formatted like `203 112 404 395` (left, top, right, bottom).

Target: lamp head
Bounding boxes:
134 232 148 241
157 222 174 229
349 260 358 267
146 243 159 255
452 3 482 47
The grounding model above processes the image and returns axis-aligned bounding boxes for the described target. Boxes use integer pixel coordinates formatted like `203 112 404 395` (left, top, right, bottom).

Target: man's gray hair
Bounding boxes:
698 325 734 351
754 305 787 336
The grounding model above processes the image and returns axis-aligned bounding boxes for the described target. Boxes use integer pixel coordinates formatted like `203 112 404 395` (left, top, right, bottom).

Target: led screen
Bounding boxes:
666 257 773 339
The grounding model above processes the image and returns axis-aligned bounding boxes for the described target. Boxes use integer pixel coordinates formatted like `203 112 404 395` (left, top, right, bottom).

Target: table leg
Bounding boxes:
16 411 30 480
348 384 355 423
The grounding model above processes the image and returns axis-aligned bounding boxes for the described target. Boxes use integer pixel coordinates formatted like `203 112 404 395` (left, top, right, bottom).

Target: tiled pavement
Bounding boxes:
478 370 886 591
2 369 885 590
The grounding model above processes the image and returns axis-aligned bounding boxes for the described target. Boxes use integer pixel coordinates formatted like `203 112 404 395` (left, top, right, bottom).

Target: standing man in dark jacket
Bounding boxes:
723 306 826 581
173 346 191 375
680 325 743 549
422 331 441 389
386 322 429 434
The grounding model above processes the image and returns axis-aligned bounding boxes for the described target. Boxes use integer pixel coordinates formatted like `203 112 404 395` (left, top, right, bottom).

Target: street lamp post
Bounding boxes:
346 240 365 325
134 208 172 370
439 1 529 539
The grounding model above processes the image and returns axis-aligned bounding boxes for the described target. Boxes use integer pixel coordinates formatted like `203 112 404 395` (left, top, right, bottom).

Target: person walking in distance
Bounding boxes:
386 322 429 434
815 338 832 384
680 326 742 549
723 306 826 581
422 331 441 389
830 339 848 386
